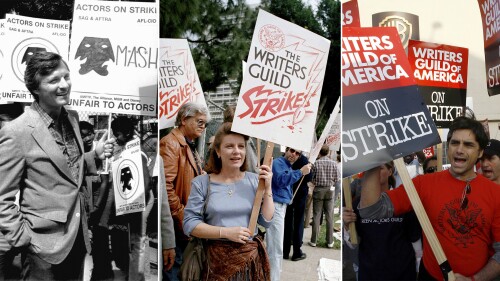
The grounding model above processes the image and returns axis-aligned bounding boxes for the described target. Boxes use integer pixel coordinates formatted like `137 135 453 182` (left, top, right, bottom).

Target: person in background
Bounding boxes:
308 146 337 249
480 139 500 185
158 158 175 279
267 147 311 281
343 161 421 280
183 122 274 280
423 156 438 174
283 153 312 261
160 102 208 280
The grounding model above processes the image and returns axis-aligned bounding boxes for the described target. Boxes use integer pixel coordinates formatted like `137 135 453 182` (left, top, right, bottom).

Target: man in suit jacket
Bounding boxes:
0 52 114 280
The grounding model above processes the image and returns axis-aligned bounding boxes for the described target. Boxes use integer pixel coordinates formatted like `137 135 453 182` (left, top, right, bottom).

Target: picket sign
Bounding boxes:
437 129 444 172
342 177 358 245
394 158 455 281
102 112 113 175
290 98 341 203
248 142 275 232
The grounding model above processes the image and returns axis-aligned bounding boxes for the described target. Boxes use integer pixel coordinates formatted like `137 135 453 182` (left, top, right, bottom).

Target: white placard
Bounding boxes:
232 9 330 152
158 38 207 129
112 138 146 216
2 15 69 103
0 19 7 104
68 0 158 116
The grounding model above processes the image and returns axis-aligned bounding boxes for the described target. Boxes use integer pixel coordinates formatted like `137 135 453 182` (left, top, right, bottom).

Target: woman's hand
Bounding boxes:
220 226 252 244
343 207 357 228
259 164 273 192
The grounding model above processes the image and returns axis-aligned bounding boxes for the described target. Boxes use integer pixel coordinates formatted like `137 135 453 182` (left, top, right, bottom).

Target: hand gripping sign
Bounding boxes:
343 27 456 281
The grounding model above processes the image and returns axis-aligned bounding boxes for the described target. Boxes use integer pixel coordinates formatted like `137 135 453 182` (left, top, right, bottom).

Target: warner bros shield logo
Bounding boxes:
372 12 420 50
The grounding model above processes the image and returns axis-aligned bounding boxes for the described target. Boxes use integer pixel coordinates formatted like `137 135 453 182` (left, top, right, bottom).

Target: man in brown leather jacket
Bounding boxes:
160 102 208 280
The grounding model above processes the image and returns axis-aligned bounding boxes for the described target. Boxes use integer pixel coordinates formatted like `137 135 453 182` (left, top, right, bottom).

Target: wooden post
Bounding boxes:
257 138 261 164
248 142 275 232
101 113 113 175
394 158 455 281
342 178 358 245
437 129 443 172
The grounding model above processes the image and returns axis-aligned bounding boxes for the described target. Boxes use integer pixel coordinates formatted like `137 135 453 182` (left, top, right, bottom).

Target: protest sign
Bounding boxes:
0 19 7 104
325 111 341 151
422 146 434 158
68 0 158 116
1 15 69 103
158 38 207 129
477 0 500 96
372 12 420 50
342 0 360 28
232 9 330 152
342 27 440 178
408 40 468 128
112 138 146 216
308 98 340 164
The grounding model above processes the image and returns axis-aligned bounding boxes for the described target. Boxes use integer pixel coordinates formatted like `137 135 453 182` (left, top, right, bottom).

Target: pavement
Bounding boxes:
281 208 342 281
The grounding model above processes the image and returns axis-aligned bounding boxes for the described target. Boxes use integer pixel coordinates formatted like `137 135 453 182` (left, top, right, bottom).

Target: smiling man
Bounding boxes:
0 51 114 280
481 139 500 185
358 116 500 281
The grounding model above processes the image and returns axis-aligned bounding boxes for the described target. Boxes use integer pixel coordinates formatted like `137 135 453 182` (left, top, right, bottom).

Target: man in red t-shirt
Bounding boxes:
359 116 500 281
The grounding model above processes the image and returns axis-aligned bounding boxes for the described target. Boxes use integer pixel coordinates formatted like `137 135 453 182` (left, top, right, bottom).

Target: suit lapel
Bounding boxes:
67 111 85 186
27 108 77 186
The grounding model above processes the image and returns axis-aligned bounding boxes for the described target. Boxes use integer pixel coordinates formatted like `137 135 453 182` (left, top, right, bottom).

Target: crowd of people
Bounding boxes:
343 116 500 280
160 102 340 281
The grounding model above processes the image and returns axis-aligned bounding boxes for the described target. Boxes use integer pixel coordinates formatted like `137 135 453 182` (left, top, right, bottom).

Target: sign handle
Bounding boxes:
437 129 443 172
394 158 455 281
101 113 113 175
290 175 305 204
248 142 274 233
342 177 358 245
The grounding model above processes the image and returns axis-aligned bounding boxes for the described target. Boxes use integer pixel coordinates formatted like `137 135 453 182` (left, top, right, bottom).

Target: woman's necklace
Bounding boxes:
226 183 235 197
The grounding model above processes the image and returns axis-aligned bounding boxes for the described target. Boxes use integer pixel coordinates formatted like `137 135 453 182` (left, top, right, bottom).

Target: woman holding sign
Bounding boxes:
183 122 274 280
343 161 422 280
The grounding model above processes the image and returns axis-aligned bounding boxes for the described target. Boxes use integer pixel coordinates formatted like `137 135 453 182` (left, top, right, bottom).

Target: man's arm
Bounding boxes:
272 158 303 188
159 138 184 221
359 167 383 208
456 258 500 281
0 128 30 247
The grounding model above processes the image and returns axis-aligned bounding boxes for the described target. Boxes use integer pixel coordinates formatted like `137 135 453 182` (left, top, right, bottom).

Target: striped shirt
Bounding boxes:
32 102 81 182
311 156 337 187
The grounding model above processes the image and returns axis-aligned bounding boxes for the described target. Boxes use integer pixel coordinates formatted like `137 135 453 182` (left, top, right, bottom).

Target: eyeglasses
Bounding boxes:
460 181 471 210
425 166 437 174
195 119 206 128
289 148 301 156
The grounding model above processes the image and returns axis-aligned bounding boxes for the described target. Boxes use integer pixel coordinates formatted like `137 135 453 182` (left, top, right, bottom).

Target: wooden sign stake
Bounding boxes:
248 142 275 232
342 177 358 245
394 158 455 281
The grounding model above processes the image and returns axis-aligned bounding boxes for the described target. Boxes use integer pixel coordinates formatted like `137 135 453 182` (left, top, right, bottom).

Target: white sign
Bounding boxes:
326 111 341 151
68 0 158 116
232 9 330 152
308 98 340 164
2 15 70 103
0 19 7 104
158 38 207 129
112 138 146 216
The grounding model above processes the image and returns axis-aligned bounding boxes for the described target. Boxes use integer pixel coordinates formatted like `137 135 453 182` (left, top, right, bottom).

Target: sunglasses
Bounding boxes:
460 181 471 210
425 166 437 174
289 148 301 156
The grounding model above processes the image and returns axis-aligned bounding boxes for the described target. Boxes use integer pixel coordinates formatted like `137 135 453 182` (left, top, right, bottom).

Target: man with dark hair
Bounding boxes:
481 139 500 185
79 121 96 153
267 147 311 281
0 51 114 280
359 116 500 280
308 145 337 248
423 156 438 174
160 102 208 280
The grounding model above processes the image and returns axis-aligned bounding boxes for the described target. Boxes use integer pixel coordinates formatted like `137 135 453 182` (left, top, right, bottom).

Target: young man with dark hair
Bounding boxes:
359 116 500 280
480 139 500 185
0 51 114 280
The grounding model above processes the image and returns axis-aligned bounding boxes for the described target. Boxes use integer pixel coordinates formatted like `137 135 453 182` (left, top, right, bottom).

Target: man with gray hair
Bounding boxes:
160 101 208 280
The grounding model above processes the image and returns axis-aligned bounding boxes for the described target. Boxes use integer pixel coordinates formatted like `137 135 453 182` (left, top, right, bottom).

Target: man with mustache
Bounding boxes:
480 139 500 185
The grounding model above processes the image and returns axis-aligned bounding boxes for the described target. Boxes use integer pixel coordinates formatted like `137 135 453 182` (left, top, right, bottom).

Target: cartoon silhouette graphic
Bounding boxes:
120 166 133 193
22 47 47 64
74 37 115 76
